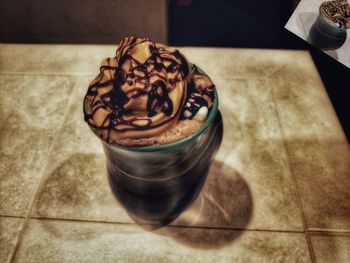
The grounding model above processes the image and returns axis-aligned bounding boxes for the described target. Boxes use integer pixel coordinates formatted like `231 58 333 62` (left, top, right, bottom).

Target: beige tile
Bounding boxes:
0 45 115 75
269 54 345 140
180 48 308 81
0 75 74 216
0 216 24 263
31 79 131 223
311 234 350 263
175 79 301 231
270 62 350 231
285 141 349 231
0 45 306 81
14 218 311 263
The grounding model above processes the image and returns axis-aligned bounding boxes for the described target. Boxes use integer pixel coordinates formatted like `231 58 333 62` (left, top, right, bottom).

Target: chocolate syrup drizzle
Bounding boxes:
321 0 350 28
84 37 190 141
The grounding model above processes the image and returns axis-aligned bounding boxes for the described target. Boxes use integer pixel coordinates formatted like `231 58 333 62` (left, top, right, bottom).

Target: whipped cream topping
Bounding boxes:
320 0 350 29
84 37 215 145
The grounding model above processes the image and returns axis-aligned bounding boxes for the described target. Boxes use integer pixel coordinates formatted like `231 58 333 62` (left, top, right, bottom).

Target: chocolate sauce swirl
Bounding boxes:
84 37 189 142
320 0 350 29
84 37 217 145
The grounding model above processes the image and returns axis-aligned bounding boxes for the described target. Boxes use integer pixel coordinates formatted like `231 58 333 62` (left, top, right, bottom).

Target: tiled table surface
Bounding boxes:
0 44 349 262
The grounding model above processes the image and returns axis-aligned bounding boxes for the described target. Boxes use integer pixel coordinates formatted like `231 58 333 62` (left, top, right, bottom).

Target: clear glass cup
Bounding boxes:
107 111 222 223
86 66 221 222
308 8 347 50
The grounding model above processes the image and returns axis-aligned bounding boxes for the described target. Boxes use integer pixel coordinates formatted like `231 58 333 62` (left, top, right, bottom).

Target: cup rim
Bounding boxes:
103 88 219 152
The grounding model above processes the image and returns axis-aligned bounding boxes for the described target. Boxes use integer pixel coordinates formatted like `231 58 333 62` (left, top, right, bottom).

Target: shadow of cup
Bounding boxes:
158 160 253 249
108 112 223 224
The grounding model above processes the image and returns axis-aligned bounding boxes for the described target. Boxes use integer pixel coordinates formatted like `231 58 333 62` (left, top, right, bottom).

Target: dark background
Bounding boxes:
1 0 349 140
169 0 349 140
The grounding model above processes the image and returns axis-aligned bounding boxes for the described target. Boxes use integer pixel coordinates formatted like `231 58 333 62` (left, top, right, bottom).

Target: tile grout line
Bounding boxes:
0 215 25 219
8 83 78 263
27 215 307 234
265 77 317 263
308 230 350 237
265 64 288 79
4 213 349 235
